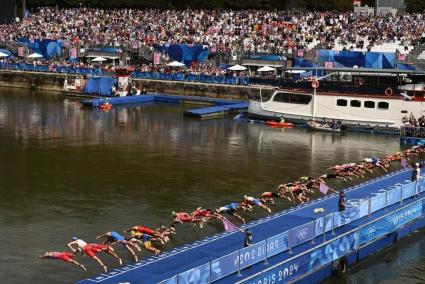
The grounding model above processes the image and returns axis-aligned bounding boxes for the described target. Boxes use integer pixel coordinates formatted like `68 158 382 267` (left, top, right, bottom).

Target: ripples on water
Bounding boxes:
0 88 423 283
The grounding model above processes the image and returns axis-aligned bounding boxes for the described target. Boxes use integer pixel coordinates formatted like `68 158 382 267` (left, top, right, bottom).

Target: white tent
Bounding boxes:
0 52 9 58
27 53 43 58
91 56 108 62
228 64 247 71
167 61 185 67
257 66 276 72
285 70 306 74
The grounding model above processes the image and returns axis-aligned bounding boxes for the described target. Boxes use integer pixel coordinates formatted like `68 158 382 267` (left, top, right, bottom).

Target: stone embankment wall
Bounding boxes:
0 70 275 100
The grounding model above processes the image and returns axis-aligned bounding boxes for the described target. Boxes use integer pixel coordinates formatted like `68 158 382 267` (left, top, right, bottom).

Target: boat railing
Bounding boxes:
400 126 425 138
158 174 425 284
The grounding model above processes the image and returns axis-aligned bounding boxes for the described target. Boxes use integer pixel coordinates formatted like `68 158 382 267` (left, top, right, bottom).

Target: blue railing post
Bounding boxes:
415 180 418 199
385 190 388 212
237 249 241 276
323 211 326 243
368 197 371 218
400 185 404 205
264 239 269 265
311 220 316 244
209 261 212 283
288 232 293 254
331 213 336 235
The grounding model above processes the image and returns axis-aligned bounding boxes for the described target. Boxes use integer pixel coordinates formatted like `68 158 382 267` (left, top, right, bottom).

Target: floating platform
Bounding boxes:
183 102 249 118
77 169 425 284
80 94 248 118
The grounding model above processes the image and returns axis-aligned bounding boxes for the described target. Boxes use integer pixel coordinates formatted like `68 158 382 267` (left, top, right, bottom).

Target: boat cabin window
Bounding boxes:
273 93 312 104
249 92 273 102
364 101 375 108
378 102 389 109
350 100 361 107
336 99 347 106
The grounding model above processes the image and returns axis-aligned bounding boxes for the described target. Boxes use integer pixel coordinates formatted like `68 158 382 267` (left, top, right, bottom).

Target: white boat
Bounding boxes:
247 89 425 130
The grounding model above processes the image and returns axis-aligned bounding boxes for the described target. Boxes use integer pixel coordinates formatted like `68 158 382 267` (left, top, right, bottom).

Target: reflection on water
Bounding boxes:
0 88 422 284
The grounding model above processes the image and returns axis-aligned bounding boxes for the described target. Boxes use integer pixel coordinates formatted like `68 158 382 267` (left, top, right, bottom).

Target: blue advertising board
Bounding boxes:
158 276 178 284
315 214 333 236
333 200 368 228
289 222 315 247
239 231 358 284
386 187 401 206
370 193 386 213
210 251 239 281
402 182 416 199
239 240 267 269
266 231 289 257
359 200 422 244
177 263 210 284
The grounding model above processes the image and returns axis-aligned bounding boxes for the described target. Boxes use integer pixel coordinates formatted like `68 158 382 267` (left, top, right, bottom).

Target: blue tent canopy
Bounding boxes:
83 77 115 96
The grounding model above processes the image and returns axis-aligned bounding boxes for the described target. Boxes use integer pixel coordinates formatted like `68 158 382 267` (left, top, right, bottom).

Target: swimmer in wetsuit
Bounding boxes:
214 202 245 223
260 191 292 203
128 230 161 255
38 251 86 270
290 184 310 204
68 237 121 272
96 231 141 262
125 225 172 243
243 195 271 212
171 212 204 229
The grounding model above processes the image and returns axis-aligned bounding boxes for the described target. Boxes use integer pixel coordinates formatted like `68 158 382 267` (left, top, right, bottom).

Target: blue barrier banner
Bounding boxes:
419 179 425 193
387 187 401 206
177 263 210 284
334 200 368 227
402 182 416 199
314 214 333 236
239 231 358 284
370 193 386 213
266 231 289 257
289 222 315 247
210 251 238 281
158 276 178 284
239 240 267 269
359 200 422 244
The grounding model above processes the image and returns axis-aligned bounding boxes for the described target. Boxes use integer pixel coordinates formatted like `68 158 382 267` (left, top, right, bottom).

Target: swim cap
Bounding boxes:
72 237 78 241
171 211 176 216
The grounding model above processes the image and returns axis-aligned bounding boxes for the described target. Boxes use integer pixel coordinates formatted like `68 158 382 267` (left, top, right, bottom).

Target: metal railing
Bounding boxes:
158 174 425 284
400 126 425 139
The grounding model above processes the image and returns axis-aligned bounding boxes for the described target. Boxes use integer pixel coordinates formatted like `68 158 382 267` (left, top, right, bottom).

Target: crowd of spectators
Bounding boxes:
0 7 424 55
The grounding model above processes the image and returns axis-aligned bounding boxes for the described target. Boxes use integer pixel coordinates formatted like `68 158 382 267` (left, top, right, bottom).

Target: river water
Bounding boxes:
0 88 423 284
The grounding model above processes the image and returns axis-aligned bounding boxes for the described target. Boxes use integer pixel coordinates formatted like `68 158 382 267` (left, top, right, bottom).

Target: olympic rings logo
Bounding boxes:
296 228 309 240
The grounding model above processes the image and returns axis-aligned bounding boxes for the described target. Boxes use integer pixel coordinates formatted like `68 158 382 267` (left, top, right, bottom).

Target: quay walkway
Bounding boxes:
77 168 425 284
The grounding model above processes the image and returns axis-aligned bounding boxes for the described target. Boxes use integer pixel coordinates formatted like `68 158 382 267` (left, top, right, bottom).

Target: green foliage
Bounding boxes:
405 0 425 13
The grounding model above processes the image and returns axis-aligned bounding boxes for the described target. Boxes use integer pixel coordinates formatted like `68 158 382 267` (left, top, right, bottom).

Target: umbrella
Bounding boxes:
91 56 107 62
257 66 276 72
166 61 185 67
27 53 43 58
0 52 9 58
228 64 247 71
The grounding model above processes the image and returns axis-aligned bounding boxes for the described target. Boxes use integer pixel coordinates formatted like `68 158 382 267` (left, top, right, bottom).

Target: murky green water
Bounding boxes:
0 88 423 283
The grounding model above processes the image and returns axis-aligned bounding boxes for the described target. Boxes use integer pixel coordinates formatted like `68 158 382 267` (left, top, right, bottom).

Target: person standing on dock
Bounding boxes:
244 229 253 247
411 163 421 182
338 191 346 211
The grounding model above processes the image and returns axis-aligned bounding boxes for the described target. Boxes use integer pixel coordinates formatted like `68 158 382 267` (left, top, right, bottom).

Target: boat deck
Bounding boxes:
77 168 423 284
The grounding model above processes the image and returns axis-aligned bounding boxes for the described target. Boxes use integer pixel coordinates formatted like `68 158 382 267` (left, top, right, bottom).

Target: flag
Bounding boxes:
153 52 161 65
222 218 238 232
319 182 329 195
400 157 408 168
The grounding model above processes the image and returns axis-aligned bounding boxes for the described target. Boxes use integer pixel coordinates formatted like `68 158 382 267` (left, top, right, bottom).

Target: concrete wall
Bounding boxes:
0 70 81 92
0 70 275 101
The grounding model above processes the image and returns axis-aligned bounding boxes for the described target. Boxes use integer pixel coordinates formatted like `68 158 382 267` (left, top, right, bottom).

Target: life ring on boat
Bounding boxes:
331 257 348 277
311 80 320 89
385 87 393 96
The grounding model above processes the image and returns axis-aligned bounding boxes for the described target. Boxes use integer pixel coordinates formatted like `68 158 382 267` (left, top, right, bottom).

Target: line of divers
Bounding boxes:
39 145 425 272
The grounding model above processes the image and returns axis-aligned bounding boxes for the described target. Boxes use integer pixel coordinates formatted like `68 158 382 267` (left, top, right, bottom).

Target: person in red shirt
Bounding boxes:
38 251 86 270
